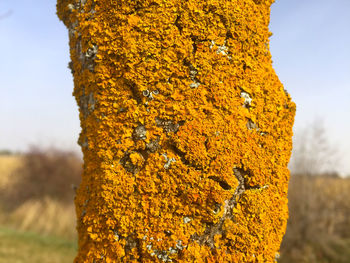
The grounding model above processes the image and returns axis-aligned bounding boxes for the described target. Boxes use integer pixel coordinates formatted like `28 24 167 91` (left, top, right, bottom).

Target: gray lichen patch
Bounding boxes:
145 239 187 262
142 89 159 100
155 117 180 134
212 203 221 215
189 66 197 78
80 197 90 218
85 44 98 59
175 240 186 250
114 231 120 241
67 3 75 11
88 92 96 111
189 65 200 88
79 136 89 149
152 250 173 262
75 40 98 72
168 247 177 254
67 0 86 11
241 91 252 107
146 136 161 153
162 153 176 170
147 240 186 261
80 90 96 118
142 90 150 97
259 185 269 190
68 21 78 36
183 217 191 224
210 40 232 59
81 209 86 217
133 125 147 140
124 235 138 255
246 119 258 130
190 80 201 89
146 243 153 251
183 59 201 89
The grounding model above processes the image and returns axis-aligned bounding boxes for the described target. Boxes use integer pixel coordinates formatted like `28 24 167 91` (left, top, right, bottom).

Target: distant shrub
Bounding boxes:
0 149 13 155
2 146 82 209
280 175 350 263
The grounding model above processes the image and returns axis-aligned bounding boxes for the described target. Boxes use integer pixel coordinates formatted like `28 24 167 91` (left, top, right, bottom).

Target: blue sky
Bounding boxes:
270 0 350 176
0 0 349 175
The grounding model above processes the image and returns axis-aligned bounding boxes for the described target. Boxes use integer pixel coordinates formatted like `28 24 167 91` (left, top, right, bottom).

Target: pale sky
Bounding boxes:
0 0 349 176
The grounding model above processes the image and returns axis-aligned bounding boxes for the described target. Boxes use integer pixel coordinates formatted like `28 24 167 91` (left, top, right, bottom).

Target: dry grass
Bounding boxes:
0 155 22 188
8 198 77 240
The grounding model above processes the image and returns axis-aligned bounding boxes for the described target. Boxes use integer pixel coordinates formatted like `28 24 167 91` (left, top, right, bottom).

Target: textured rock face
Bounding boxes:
57 0 295 262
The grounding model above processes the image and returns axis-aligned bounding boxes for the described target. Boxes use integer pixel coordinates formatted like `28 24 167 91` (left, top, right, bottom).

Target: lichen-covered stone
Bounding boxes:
57 0 295 262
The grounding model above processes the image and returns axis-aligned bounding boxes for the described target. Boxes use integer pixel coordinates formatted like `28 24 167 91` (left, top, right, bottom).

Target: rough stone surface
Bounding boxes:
57 0 296 262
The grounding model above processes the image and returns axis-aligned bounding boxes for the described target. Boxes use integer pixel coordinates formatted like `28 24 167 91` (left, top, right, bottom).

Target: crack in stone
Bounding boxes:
208 176 232 190
123 78 142 104
190 35 198 55
191 167 246 248
167 143 204 171
174 15 183 34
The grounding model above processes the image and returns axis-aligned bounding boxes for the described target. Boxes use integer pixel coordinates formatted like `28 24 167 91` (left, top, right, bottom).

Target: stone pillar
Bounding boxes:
57 0 295 262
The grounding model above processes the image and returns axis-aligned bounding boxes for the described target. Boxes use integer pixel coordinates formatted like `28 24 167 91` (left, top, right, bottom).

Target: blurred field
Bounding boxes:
0 226 76 263
1 149 350 262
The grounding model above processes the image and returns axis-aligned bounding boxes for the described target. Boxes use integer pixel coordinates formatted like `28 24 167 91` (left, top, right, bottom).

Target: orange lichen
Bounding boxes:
57 0 295 262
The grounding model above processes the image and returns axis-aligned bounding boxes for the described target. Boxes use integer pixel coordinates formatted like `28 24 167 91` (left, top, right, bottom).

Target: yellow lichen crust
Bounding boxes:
57 0 295 262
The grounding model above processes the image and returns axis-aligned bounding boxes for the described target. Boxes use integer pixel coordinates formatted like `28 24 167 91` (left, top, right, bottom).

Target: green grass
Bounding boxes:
0 226 77 263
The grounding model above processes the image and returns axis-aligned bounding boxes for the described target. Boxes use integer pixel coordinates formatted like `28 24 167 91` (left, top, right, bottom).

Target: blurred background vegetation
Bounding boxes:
0 147 80 262
0 124 349 262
